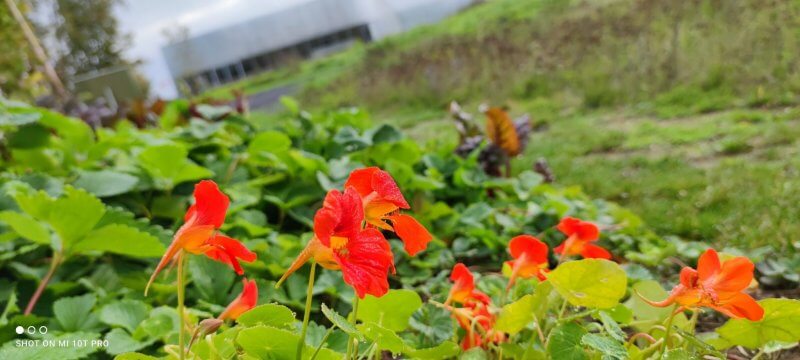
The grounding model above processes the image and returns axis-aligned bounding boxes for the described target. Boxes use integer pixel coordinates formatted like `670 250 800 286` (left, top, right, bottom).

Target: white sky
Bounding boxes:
115 0 312 98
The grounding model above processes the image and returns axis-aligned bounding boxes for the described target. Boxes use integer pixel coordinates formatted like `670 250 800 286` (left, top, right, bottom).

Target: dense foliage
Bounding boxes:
0 98 797 359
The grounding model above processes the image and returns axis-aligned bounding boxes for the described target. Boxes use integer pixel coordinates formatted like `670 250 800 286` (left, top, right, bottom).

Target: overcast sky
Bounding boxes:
115 0 312 98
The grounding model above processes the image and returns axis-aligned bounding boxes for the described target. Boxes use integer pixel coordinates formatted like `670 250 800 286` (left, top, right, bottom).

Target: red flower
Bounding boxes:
277 188 394 298
218 279 258 320
146 180 256 295
554 217 610 259
345 167 433 256
505 235 549 288
640 249 764 321
446 263 490 305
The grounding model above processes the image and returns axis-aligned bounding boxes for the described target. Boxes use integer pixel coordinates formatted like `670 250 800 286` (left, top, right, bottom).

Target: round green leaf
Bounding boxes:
236 304 296 329
717 298 800 349
357 289 422 332
548 259 627 309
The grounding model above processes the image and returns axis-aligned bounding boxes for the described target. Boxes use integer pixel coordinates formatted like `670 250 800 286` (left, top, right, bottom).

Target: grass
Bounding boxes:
202 0 800 252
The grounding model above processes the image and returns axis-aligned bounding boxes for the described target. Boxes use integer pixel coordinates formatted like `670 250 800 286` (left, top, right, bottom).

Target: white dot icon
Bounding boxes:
15 326 24 335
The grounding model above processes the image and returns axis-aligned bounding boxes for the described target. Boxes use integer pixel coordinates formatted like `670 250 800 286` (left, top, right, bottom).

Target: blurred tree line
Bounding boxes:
0 0 135 100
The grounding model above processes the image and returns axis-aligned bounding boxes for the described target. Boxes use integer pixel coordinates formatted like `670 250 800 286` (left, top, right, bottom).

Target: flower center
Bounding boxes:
330 236 348 251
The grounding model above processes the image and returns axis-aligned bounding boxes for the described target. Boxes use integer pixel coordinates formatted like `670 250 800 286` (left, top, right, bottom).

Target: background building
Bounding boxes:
161 0 473 94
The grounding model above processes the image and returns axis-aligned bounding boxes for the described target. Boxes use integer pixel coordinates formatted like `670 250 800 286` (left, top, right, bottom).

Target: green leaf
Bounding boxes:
716 298 800 349
495 294 537 334
406 341 460 360
236 304 296 329
0 332 100 359
139 307 178 340
249 131 292 156
71 224 165 257
321 303 363 340
408 303 454 347
662 349 694 360
580 333 627 360
547 323 588 360
113 352 159 360
190 256 236 304
0 211 50 244
73 170 138 197
104 328 152 355
597 311 626 342
99 300 150 333
460 347 488 360
8 123 50 149
357 289 422 332
53 294 99 332
548 259 627 309
138 144 213 190
236 325 340 360
358 322 405 353
625 280 686 331
45 186 106 248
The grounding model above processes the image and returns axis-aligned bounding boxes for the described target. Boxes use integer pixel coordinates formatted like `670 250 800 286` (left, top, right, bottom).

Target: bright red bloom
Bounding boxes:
640 249 764 321
277 188 394 298
505 235 549 288
345 167 433 256
218 278 258 320
450 290 504 350
554 217 610 259
446 263 490 305
145 180 256 295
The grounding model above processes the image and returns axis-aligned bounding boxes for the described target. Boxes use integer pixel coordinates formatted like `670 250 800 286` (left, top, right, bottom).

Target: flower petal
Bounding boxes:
336 228 394 298
448 263 475 304
314 188 364 245
219 279 258 321
580 243 611 259
697 249 721 282
712 257 754 293
186 180 230 228
556 217 581 236
388 214 432 256
204 235 256 275
508 235 548 263
713 292 764 321
345 167 409 209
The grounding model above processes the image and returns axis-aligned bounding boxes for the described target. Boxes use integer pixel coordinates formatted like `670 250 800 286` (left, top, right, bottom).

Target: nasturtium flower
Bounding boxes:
278 188 394 298
345 167 433 256
446 263 490 305
505 235 549 288
218 278 258 321
146 180 256 295
640 248 764 321
554 216 611 259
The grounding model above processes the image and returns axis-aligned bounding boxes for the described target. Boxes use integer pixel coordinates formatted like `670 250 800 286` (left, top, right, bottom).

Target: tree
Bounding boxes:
0 3 35 98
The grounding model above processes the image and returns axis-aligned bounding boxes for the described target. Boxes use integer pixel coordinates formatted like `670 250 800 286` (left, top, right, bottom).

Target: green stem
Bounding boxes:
688 310 699 335
297 262 317 360
752 348 766 360
346 296 360 360
557 299 569 320
309 326 335 360
660 310 677 354
24 251 63 315
177 252 186 360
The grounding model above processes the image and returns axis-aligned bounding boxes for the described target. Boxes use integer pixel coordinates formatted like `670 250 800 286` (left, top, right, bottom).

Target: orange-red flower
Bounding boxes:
446 263 490 305
145 180 256 295
345 167 433 256
640 249 764 321
277 188 394 298
554 217 610 260
505 235 549 288
218 279 258 320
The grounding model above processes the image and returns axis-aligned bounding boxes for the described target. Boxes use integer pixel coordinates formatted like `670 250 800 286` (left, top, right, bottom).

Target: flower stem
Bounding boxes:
309 325 334 360
660 310 677 354
177 252 186 360
24 251 63 315
346 296 360 360
297 262 317 360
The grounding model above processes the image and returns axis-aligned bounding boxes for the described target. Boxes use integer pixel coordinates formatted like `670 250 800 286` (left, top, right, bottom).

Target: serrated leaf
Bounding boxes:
716 298 800 349
73 170 138 197
408 303 454 347
548 259 627 309
357 289 422 332
139 307 178 340
100 300 150 333
236 304 295 329
190 256 235 304
138 144 213 190
71 224 166 257
485 107 521 156
53 294 99 332
581 333 627 360
105 328 153 355
358 322 405 353
321 303 362 340
598 311 626 342
0 211 49 244
48 186 106 248
547 323 588 360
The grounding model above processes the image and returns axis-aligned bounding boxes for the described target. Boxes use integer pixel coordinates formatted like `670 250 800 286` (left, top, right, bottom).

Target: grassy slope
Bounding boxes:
207 0 800 252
